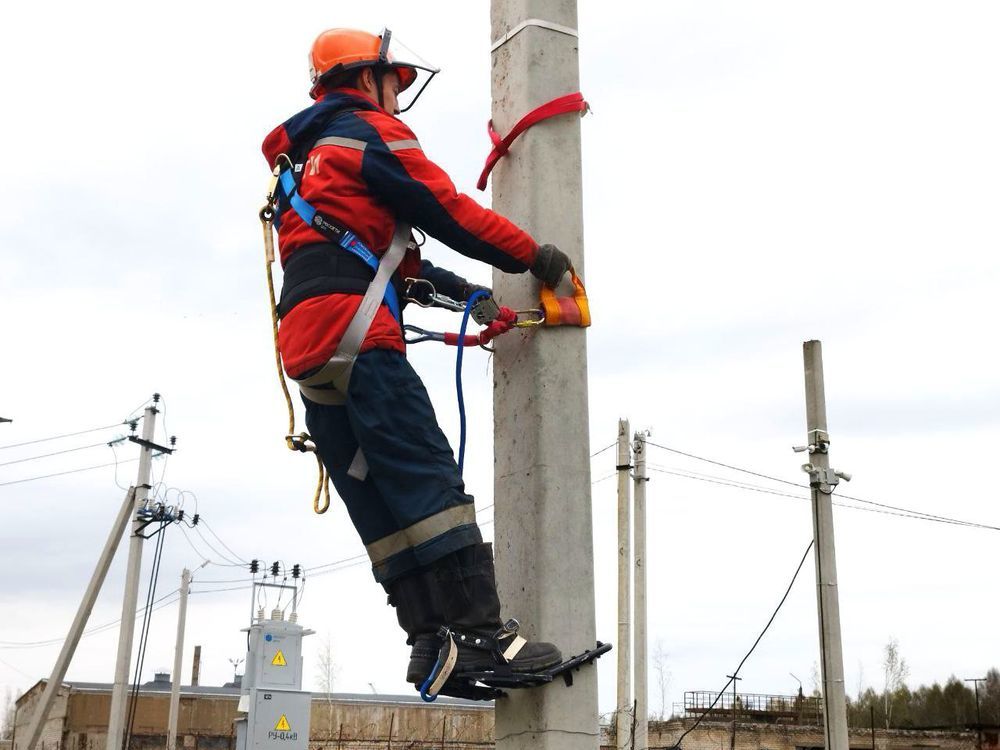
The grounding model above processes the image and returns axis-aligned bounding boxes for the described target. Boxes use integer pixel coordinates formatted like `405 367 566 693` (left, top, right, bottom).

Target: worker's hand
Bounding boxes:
462 283 493 301
531 244 572 288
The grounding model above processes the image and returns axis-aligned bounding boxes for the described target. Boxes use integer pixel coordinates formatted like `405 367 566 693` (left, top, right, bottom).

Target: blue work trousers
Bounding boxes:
303 349 482 583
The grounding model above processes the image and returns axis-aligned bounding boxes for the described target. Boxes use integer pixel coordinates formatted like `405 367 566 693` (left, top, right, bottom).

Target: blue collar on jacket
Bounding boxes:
280 90 381 152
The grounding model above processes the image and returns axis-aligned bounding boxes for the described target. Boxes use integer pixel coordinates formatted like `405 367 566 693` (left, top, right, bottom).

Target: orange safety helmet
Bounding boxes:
308 27 437 110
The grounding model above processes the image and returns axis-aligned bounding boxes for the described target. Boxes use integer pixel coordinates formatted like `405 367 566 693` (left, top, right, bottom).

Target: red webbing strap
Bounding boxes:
443 306 518 347
476 92 589 191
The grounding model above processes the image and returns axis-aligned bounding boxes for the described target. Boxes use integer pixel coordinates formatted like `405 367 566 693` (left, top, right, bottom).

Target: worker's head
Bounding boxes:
308 27 438 112
321 66 403 115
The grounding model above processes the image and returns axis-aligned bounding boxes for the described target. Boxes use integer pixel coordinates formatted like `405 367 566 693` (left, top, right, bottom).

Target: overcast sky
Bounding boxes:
2 0 999 722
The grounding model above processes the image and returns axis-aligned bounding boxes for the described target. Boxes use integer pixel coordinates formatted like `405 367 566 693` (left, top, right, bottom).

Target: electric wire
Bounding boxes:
0 440 122 468
647 464 971 526
0 589 180 650
193 524 243 566
645 442 1000 533
176 523 245 568
0 422 131 451
0 458 140 487
123 522 167 750
199 518 249 565
674 539 815 749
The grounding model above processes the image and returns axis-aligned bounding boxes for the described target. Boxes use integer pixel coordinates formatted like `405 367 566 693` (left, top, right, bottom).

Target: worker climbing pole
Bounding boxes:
258 26 606 704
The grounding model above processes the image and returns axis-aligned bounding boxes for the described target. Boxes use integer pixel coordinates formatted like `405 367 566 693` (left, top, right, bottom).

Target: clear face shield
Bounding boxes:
377 28 439 112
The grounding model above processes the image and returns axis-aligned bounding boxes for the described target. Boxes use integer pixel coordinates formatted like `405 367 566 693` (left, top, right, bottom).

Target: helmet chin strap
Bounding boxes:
375 67 385 109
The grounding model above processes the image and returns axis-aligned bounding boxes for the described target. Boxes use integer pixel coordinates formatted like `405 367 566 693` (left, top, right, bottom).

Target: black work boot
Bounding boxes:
405 543 562 685
385 566 446 682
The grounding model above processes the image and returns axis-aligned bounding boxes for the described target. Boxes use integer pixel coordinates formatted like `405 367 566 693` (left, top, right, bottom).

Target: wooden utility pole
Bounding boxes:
616 419 632 750
726 674 742 750
800 341 850 750
633 431 649 750
490 0 598 747
965 678 986 750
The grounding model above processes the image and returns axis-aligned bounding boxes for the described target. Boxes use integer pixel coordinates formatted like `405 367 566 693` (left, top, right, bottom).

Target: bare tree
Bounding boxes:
882 638 909 728
1 688 15 741
652 639 671 719
315 633 339 740
810 661 822 697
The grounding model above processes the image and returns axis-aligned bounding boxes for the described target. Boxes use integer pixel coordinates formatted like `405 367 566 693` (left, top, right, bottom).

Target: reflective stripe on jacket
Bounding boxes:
261 89 539 378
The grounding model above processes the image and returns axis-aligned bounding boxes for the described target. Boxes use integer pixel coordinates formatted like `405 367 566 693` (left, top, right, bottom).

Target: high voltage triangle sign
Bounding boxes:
274 715 291 732
271 650 286 666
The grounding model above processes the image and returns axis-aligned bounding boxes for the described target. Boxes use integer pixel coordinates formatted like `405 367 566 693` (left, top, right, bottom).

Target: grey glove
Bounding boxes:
462 283 493 301
531 244 572 288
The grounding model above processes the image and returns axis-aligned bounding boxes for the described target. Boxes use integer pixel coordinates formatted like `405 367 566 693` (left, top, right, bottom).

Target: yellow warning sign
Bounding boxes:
274 715 290 732
271 650 286 667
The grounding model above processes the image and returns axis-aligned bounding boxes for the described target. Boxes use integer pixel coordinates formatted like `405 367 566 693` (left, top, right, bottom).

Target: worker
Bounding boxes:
261 28 573 690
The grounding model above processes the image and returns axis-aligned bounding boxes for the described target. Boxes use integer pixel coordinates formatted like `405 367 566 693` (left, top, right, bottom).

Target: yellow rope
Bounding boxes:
261 202 331 515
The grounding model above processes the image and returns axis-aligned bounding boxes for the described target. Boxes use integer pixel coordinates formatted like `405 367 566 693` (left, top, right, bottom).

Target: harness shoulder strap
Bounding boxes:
296 221 412 404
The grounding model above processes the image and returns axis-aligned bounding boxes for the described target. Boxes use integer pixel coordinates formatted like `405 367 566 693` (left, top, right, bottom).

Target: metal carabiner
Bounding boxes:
402 278 466 313
513 309 546 328
403 324 446 344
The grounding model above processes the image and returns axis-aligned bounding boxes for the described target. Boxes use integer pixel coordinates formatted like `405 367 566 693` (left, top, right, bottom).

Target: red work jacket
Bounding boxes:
262 89 538 378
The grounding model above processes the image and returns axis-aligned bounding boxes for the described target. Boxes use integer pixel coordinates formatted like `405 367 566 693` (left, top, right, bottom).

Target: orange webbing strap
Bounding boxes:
539 271 591 327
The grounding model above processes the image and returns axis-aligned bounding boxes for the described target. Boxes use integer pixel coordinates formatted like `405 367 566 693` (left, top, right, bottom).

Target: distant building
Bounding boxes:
12 676 492 750
12 680 987 750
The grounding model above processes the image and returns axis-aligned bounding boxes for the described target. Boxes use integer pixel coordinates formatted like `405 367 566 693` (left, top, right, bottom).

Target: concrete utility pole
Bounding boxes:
489 0 598 747
799 341 850 750
616 419 632 750
106 405 159 750
167 569 192 750
23 487 137 750
633 431 649 750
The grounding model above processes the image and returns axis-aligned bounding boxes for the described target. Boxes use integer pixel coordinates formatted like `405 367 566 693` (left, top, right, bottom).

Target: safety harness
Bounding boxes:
260 152 413 513
259 98 593 515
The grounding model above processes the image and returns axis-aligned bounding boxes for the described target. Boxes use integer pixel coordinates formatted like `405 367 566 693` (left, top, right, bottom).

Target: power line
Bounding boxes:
0 440 121 468
199 518 248 565
645 443 1000 533
176 523 245 568
647 465 1000 531
0 458 140 487
647 440 805 490
0 589 180 650
674 539 814 749
0 422 132 451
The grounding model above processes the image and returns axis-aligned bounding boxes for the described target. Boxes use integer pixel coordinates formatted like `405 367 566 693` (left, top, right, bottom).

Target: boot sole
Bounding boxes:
407 652 563 685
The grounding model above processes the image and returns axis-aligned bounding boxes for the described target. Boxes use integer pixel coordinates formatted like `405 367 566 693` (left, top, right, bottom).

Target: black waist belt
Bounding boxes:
279 243 399 319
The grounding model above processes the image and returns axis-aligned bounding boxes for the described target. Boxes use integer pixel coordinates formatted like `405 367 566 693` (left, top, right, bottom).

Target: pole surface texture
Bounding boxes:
23 487 137 750
616 420 632 750
633 432 648 750
167 569 191 750
802 341 849 750
106 406 158 750
490 1 598 747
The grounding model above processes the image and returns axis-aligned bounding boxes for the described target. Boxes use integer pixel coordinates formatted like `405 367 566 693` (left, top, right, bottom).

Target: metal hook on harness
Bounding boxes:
403 278 466 313
513 309 546 328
